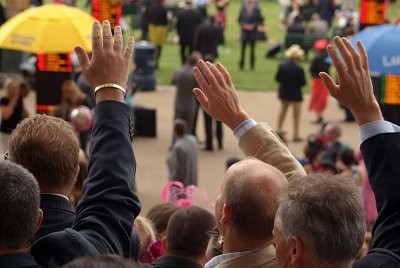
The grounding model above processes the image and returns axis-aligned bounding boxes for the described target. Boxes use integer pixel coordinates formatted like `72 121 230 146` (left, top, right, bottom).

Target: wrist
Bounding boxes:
351 102 383 126
225 111 250 130
95 88 125 104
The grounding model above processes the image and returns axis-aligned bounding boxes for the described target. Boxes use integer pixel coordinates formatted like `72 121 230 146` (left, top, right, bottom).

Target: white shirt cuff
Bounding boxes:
233 119 257 140
359 120 400 143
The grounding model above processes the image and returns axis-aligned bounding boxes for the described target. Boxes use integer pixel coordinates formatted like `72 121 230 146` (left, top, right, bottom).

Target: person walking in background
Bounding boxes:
238 0 263 70
167 119 198 186
0 79 30 153
276 44 306 142
308 39 331 123
148 0 168 68
172 52 202 135
176 0 203 65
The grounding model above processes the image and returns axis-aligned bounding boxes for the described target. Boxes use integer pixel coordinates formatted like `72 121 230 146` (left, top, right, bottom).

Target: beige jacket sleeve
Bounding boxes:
239 123 306 181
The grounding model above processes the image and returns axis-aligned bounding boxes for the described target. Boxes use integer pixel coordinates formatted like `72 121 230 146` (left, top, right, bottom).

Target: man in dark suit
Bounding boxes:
151 206 215 268
9 114 80 242
0 21 141 267
320 36 400 267
176 0 203 64
238 0 263 70
275 44 306 142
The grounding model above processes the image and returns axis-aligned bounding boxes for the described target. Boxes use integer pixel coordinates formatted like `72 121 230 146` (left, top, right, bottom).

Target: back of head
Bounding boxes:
134 216 157 258
338 148 357 167
174 119 187 137
222 159 287 242
276 174 365 264
167 206 216 259
187 51 202 66
146 202 180 237
324 122 342 141
0 160 40 250
9 114 80 192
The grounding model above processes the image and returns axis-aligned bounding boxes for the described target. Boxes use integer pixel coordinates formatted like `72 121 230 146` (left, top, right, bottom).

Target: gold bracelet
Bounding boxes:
94 83 126 98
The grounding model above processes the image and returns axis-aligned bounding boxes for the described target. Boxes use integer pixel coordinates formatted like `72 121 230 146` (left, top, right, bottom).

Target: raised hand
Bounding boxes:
193 60 250 130
74 21 134 103
319 36 383 126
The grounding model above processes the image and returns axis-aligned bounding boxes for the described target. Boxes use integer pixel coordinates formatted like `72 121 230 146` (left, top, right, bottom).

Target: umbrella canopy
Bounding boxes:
346 25 400 75
0 3 95 53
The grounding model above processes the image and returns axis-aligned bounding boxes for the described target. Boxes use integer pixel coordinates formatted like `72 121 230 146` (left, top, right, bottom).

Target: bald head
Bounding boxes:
219 159 287 242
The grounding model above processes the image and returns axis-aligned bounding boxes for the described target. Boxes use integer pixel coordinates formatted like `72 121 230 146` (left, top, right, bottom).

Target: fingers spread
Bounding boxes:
320 72 339 98
216 62 233 88
92 21 102 53
193 88 209 111
74 46 90 71
113 26 123 54
342 38 361 69
357 40 369 71
334 36 355 71
123 36 135 65
102 20 113 50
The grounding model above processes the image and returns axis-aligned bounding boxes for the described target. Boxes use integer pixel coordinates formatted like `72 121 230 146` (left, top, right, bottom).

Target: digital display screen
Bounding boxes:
36 53 72 73
92 0 121 29
360 0 387 27
381 74 400 105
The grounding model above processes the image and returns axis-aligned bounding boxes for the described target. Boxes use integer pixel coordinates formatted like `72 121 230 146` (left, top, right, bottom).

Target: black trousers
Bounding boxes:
239 39 256 70
204 111 223 150
180 43 193 65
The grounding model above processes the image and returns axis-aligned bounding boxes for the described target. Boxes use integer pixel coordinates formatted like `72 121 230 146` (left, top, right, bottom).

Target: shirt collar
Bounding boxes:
205 249 256 268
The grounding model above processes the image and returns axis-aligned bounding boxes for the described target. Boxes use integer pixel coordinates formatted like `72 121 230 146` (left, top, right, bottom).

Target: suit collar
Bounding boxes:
153 254 202 268
40 194 75 213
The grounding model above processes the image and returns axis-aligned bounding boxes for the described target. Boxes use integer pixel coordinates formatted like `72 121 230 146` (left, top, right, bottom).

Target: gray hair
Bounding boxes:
275 174 365 264
0 160 40 249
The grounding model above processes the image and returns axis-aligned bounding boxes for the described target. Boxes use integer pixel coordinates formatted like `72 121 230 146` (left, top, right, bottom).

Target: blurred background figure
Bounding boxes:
52 80 94 152
308 39 331 124
276 44 306 142
238 0 263 70
0 79 30 153
336 148 366 192
148 0 168 69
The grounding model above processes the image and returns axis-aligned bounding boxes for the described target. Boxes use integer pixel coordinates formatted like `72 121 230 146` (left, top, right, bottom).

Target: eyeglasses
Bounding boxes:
4 151 8 160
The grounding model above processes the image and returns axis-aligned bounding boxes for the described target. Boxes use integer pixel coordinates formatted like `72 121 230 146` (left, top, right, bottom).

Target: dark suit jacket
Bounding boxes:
34 194 75 242
193 22 222 60
0 253 40 268
275 59 306 101
238 4 263 42
31 101 141 267
353 132 400 267
176 8 203 45
151 254 202 268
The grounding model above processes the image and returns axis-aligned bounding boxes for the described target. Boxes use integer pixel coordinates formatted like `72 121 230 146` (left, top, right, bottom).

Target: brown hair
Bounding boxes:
9 114 80 190
146 202 180 238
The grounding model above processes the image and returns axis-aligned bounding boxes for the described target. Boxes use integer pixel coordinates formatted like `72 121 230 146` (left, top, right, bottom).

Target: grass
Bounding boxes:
73 0 400 92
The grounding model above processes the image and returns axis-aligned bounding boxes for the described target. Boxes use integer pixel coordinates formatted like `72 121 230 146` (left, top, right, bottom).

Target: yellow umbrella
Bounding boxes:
0 3 95 53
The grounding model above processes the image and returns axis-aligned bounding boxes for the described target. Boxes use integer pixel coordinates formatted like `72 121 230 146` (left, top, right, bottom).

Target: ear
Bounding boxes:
290 236 303 265
220 204 231 227
161 236 167 252
34 208 44 235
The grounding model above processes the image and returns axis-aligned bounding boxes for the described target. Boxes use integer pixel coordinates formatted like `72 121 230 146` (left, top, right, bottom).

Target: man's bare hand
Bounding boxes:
193 60 250 130
319 37 383 126
74 21 134 103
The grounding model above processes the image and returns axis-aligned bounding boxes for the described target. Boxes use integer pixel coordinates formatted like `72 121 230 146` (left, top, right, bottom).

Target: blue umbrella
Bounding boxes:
329 24 400 75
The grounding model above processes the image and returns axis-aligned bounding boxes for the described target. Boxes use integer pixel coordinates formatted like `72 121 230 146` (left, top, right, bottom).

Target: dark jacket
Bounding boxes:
0 253 41 268
31 101 141 267
193 22 222 60
275 59 306 101
34 194 75 242
151 254 202 268
238 4 263 42
353 132 400 267
148 3 168 25
176 8 203 45
310 53 330 78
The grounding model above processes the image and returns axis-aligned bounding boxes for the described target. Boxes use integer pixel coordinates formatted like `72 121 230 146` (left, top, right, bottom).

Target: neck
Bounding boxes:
40 186 71 197
0 247 30 256
222 228 269 253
